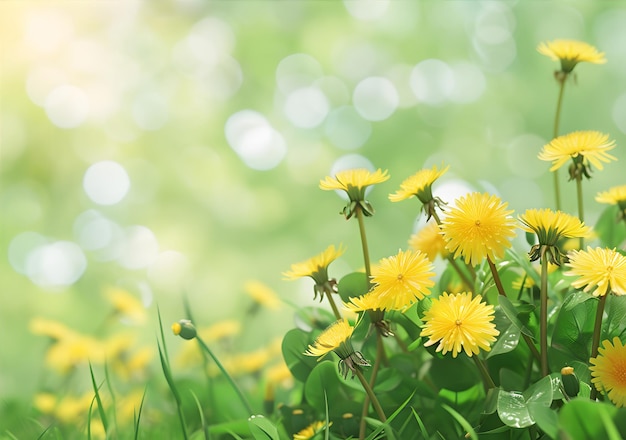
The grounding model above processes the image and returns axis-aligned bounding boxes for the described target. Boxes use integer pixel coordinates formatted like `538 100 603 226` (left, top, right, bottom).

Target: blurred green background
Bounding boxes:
1 0 625 412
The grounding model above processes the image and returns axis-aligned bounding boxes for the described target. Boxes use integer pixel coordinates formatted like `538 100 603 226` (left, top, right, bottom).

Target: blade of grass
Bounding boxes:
190 390 210 440
158 338 189 440
410 408 429 439
133 386 147 440
364 391 416 440
104 361 118 436
324 391 329 440
441 404 478 440
88 362 109 434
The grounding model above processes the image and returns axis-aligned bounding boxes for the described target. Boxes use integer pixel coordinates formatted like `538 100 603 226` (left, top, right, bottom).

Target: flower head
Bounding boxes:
305 319 369 378
538 131 616 179
519 208 591 264
421 292 499 358
294 421 332 440
104 286 147 325
537 39 606 73
597 185 626 222
368 249 435 312
564 247 626 297
389 164 449 219
440 192 516 266
409 221 449 262
283 244 345 301
590 337 626 407
320 168 389 218
244 280 282 310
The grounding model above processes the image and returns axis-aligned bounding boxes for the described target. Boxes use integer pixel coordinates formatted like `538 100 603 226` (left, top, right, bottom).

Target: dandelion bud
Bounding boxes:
560 366 580 398
172 319 197 340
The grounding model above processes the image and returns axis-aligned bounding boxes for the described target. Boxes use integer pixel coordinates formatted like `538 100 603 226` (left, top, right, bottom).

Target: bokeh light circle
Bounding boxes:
83 160 131 205
353 77 399 121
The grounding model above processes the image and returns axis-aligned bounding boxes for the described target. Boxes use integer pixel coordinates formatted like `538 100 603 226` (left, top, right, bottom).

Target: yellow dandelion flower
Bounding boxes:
244 280 282 310
564 247 626 297
283 244 345 300
440 192 516 267
519 209 591 244
538 131 616 173
408 221 449 262
389 164 449 203
320 168 389 218
368 249 435 311
344 291 386 313
421 292 499 358
34 393 57 414
294 421 331 440
597 185 626 206
29 318 76 341
538 39 606 73
590 336 626 407
104 286 147 325
305 319 354 359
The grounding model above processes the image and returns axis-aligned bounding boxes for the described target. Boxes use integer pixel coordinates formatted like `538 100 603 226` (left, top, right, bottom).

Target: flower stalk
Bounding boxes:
539 250 549 377
551 74 567 211
589 293 608 401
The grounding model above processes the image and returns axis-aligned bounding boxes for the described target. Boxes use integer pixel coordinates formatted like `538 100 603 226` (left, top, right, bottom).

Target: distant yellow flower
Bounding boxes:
538 131 616 177
244 280 282 310
283 244 345 301
305 319 369 378
441 192 516 266
34 393 57 414
294 421 331 440
590 337 626 407
421 292 499 358
320 168 389 218
564 247 626 297
217 348 271 377
519 208 591 264
29 318 75 340
45 335 105 374
596 185 626 206
368 249 435 312
537 39 606 73
409 221 449 262
389 164 449 204
104 286 147 325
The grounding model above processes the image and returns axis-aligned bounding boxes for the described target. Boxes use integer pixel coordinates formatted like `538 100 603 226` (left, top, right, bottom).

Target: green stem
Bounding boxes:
473 356 496 392
576 176 585 249
355 206 372 285
448 256 474 292
359 332 384 440
195 336 254 415
487 257 506 297
552 74 567 211
354 367 387 423
325 289 342 321
540 252 549 377
590 294 608 401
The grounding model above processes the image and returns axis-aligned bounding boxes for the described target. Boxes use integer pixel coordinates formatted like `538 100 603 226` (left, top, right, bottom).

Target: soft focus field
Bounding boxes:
1 1 626 439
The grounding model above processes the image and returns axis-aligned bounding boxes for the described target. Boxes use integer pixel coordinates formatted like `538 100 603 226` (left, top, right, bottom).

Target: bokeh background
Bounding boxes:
1 0 625 419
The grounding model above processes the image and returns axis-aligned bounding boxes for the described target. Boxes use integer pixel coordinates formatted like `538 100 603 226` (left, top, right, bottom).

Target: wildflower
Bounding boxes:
283 244 345 301
596 185 626 221
537 39 606 73
104 286 147 325
440 192 516 267
294 421 332 440
538 131 617 180
564 247 626 297
421 292 499 358
368 249 435 312
519 208 591 264
590 337 626 407
409 221 449 262
244 280 282 310
389 164 449 220
320 168 389 218
305 319 369 378
172 319 197 340
343 291 393 336
29 318 75 341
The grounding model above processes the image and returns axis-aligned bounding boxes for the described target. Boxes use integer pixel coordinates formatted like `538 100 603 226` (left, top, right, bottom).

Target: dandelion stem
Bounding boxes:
325 289 343 321
590 294 608 401
448 256 474 292
552 74 567 211
355 206 372 284
472 356 496 392
195 335 254 415
576 176 585 249
354 367 387 423
540 251 549 377
487 257 506 297
359 332 384 440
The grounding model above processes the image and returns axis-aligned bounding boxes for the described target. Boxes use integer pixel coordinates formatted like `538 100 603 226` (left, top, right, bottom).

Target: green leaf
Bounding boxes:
294 307 336 332
304 361 342 409
248 415 279 440
527 402 558 439
441 404 478 440
594 204 626 248
337 272 370 303
497 390 533 428
558 398 619 440
428 354 480 392
549 294 596 370
282 328 319 382
487 319 520 358
604 295 626 338
497 296 534 338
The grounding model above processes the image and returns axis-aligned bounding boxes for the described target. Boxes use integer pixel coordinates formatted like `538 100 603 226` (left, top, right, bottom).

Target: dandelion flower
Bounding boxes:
368 249 435 312
590 337 626 407
564 247 626 297
294 421 331 440
305 319 369 378
320 168 389 218
409 221 449 262
104 286 147 324
537 39 606 73
389 164 449 203
538 131 616 175
596 185 626 206
283 244 345 300
519 208 591 264
440 192 516 267
421 292 499 358
344 291 385 313
244 280 282 310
